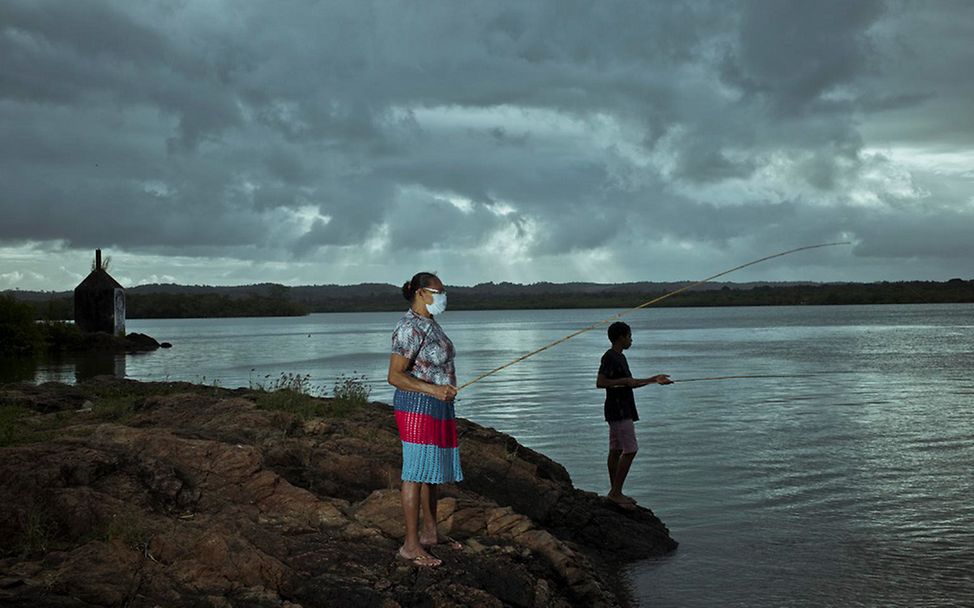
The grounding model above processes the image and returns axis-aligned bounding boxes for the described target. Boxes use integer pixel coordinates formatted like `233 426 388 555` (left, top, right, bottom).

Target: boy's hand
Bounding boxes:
654 374 673 385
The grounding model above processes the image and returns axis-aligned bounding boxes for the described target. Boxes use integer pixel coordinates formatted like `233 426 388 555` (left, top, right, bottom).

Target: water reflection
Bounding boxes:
14 352 127 384
0 356 38 384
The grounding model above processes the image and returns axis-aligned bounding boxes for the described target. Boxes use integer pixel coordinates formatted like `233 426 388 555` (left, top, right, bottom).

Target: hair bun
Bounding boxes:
401 281 414 301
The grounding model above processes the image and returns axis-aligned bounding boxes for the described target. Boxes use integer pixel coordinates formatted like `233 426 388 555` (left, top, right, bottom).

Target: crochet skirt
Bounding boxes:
393 389 463 484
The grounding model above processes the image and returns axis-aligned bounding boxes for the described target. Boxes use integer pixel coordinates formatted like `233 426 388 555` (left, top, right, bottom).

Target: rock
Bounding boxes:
125 332 160 350
0 378 677 607
48 330 168 353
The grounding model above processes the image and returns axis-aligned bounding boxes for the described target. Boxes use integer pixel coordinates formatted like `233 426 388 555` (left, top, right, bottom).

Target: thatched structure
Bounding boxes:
74 249 125 334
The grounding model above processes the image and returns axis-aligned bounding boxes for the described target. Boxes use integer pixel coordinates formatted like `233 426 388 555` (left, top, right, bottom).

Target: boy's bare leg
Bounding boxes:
400 481 441 566
608 451 638 507
607 449 622 490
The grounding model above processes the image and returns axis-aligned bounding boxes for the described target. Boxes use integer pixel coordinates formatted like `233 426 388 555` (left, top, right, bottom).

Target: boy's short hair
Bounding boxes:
607 321 631 343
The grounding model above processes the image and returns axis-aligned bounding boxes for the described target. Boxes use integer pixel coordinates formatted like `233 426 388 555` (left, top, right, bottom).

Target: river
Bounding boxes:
7 304 973 606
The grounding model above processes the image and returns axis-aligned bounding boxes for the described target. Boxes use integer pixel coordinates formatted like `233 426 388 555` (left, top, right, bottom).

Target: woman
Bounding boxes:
387 272 462 567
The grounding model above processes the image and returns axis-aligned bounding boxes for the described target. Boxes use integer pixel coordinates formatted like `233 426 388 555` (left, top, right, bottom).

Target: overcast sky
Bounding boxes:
1 0 972 291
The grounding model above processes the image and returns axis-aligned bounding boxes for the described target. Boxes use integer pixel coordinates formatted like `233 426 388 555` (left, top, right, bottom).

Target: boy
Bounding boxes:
596 321 672 509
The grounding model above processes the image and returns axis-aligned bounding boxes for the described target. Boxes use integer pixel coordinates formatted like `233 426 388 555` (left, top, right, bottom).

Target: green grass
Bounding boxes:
90 396 137 422
102 511 150 549
60 425 96 438
252 371 371 420
16 509 56 556
255 389 326 419
0 393 138 446
0 404 54 447
0 404 28 447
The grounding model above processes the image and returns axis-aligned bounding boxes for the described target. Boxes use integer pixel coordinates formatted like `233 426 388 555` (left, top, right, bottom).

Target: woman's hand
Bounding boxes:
431 384 458 401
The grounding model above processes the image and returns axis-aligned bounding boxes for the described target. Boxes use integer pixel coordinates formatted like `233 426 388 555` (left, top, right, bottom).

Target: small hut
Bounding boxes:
74 249 126 335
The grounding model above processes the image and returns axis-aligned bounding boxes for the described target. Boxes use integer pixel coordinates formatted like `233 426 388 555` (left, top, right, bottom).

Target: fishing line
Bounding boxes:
456 241 851 392
672 370 858 383
672 374 810 383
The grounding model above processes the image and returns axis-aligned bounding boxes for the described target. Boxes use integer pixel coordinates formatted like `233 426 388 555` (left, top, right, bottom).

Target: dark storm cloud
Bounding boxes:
723 0 885 113
1 0 972 288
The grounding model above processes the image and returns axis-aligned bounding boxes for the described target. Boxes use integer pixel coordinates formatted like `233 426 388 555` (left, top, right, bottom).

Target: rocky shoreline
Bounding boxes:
0 378 677 607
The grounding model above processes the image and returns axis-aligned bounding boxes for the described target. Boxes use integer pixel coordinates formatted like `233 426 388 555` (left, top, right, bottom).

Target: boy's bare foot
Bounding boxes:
397 546 442 568
606 493 638 510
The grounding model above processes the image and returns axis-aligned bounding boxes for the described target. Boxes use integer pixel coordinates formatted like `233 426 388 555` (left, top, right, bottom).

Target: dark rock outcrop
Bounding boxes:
80 331 164 352
124 332 161 351
41 329 168 353
0 378 676 607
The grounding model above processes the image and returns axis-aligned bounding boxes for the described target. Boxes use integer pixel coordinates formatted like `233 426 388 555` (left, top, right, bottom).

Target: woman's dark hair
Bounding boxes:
607 321 631 343
402 272 439 301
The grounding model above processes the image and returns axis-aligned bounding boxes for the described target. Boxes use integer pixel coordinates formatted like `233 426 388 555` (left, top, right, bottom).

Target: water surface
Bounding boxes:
12 304 974 606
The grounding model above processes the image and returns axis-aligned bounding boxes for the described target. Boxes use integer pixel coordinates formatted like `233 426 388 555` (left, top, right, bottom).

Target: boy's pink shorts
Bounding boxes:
608 419 638 454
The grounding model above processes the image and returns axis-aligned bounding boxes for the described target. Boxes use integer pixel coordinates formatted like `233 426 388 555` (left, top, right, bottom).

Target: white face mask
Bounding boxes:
427 292 447 316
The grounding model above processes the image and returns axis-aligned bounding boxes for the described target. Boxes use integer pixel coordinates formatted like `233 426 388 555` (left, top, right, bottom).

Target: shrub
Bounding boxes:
38 321 85 350
0 295 42 356
332 373 371 407
252 371 370 419
253 372 327 420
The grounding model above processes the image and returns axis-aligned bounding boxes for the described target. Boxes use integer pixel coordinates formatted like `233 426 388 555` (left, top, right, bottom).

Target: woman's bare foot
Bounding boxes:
420 531 463 550
397 545 442 567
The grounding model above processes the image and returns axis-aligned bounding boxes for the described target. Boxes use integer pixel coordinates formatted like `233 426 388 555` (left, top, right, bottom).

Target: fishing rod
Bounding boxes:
457 241 851 392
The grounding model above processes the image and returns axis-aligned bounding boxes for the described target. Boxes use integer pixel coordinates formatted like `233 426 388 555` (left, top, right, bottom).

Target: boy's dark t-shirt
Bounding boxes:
599 349 639 422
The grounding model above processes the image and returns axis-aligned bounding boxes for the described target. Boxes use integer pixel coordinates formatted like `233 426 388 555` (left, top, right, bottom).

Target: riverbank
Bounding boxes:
0 378 677 607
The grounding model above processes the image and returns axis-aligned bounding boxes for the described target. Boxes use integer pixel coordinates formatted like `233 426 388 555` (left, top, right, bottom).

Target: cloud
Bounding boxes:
722 0 885 112
1 0 972 289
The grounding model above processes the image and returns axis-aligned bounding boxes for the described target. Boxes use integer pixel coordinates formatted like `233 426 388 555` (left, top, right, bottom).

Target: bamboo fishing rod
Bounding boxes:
456 241 851 392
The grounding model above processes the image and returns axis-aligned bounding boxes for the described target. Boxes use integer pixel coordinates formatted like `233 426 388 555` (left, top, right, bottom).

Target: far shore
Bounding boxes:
4 278 973 320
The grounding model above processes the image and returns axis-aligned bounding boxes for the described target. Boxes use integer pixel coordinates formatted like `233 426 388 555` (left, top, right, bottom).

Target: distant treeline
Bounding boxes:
19 292 309 320
6 279 974 319
126 293 309 318
454 280 974 310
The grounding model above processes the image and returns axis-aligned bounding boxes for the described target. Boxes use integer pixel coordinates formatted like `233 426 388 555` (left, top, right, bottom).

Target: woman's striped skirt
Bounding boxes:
393 389 463 484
